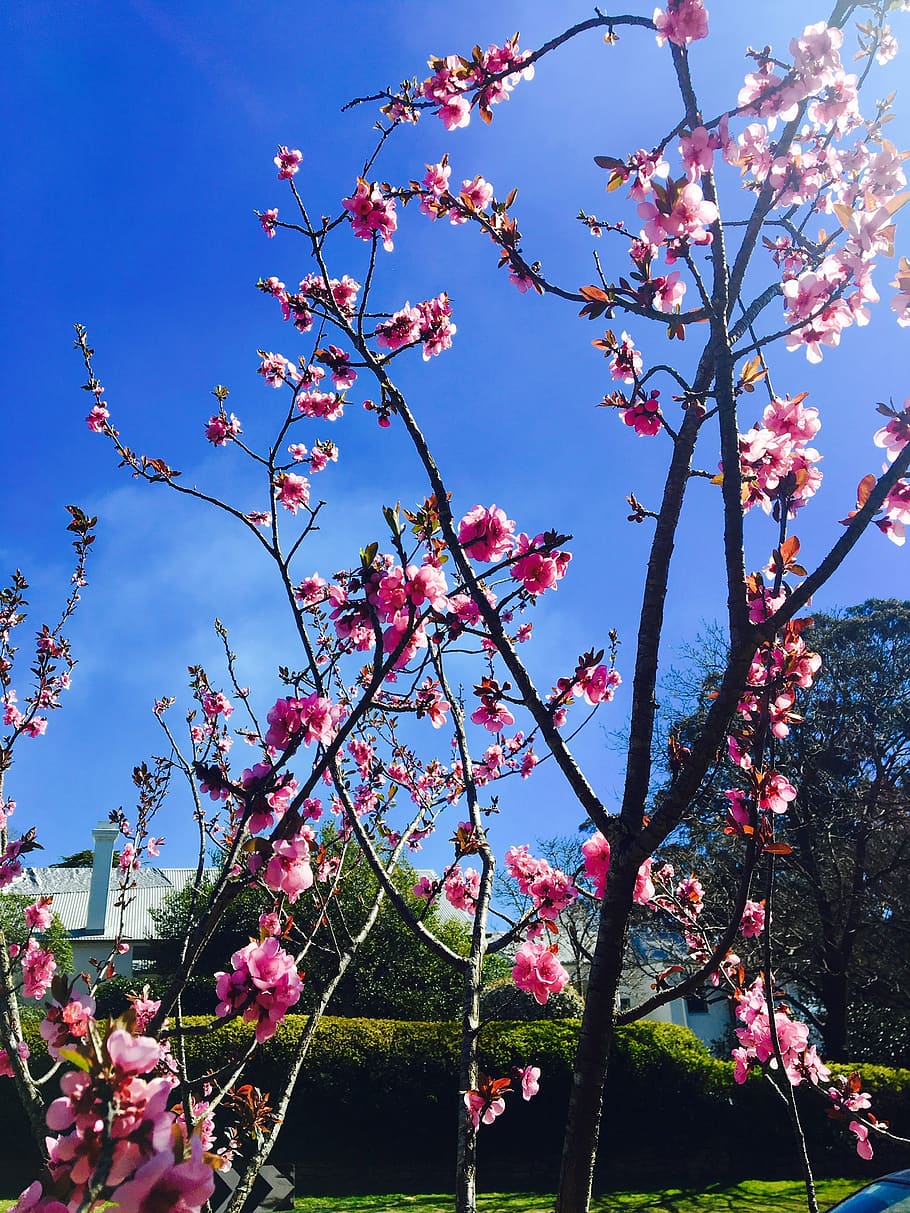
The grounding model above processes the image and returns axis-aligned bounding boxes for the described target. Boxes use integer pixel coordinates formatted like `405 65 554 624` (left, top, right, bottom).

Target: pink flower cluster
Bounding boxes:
581 832 611 898
444 865 480 915
512 940 570 1005
256 827 315 904
274 146 302 180
204 412 242 446
276 472 311 514
27 1028 214 1213
375 294 457 361
731 971 882 1164
620 391 662 437
241 761 299 834
39 992 96 1062
739 900 766 939
732 978 818 1087
737 394 822 517
510 533 572 597
715 23 910 361
458 504 516 562
653 0 709 48
21 938 56 999
505 845 578 922
215 936 303 1042
265 694 344 751
0 1039 29 1079
342 179 397 251
463 1065 540 1131
421 37 534 131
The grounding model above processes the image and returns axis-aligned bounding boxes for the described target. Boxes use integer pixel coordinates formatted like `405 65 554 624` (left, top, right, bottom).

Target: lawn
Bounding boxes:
291 1178 864 1212
0 1179 864 1212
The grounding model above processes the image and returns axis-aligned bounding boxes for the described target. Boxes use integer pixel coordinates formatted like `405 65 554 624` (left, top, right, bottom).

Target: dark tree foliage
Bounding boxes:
52 849 118 868
146 856 474 1020
668 600 910 1063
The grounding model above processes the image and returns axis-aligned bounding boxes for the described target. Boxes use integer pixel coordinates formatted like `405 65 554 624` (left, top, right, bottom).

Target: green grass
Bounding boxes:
0 1179 865 1212
291 1178 864 1212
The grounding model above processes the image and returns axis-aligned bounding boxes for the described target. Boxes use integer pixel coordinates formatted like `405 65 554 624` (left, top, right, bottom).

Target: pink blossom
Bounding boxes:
10 1182 68 1213
412 875 436 900
874 407 910 463
458 504 515 563
663 183 718 245
265 694 344 750
620 392 662 437
582 832 611 898
849 1120 874 1160
259 207 279 237
107 1029 162 1075
204 412 241 446
276 472 311 515
470 701 515 733
520 1065 541 1100
274 146 303 180
609 333 642 384
528 866 578 921
262 831 314 904
508 264 538 293
39 992 95 1060
444 866 480 915
679 126 719 182
653 0 709 48
0 1039 29 1079
761 771 797 814
376 304 421 353
464 1088 505 1129
112 1136 215 1213
461 175 494 210
342 179 397 251
215 937 303 1042
438 94 471 131
25 897 53 931
512 940 569 1004
258 352 298 388
417 294 457 360
505 845 545 894
21 938 56 999
422 160 452 197
633 858 655 906
85 404 109 432
740 900 766 939
651 273 686 313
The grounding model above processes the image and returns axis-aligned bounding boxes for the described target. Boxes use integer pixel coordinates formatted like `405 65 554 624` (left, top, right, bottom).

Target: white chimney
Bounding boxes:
86 822 118 934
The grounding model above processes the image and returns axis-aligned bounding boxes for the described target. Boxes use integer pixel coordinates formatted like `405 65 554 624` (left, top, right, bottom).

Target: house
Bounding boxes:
615 925 734 1052
8 822 215 978
553 904 733 1051
8 830 470 982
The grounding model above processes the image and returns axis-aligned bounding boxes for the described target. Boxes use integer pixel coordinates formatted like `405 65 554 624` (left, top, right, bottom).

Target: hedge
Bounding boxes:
3 1017 908 1195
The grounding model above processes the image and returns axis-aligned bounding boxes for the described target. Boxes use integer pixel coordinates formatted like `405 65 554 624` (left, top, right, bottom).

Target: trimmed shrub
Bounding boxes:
3 1016 907 1195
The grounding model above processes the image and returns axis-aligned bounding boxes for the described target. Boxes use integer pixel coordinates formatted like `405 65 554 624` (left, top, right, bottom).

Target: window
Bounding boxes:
685 993 709 1015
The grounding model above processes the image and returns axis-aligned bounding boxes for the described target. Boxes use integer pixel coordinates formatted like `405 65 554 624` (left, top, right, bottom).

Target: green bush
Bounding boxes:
4 1016 908 1195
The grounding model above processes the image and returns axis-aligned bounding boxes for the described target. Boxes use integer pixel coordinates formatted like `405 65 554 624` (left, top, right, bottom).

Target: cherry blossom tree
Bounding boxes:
2 3 910 1213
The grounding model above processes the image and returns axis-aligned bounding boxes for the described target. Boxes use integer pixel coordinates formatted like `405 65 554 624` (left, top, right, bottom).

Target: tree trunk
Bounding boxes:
820 966 850 1061
556 871 632 1213
455 951 483 1213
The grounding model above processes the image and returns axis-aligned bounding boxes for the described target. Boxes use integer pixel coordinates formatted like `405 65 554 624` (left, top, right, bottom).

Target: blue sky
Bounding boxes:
1 1 908 870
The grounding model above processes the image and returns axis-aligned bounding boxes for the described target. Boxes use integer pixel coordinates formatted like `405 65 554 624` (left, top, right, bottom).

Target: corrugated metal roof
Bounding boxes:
7 865 473 940
6 867 218 941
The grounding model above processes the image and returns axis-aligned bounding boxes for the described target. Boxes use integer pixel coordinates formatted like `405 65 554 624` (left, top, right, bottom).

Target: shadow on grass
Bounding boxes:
292 1178 862 1212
